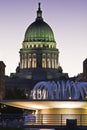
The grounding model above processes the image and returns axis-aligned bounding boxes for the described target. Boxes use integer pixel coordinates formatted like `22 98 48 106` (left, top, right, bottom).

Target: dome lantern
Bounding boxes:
36 2 43 21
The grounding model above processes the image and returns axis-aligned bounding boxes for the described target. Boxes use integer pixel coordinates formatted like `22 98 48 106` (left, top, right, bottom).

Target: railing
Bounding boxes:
33 114 87 126
0 114 87 127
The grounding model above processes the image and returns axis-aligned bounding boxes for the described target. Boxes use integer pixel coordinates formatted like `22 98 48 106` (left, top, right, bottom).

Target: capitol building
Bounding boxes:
1 3 87 129
11 3 68 80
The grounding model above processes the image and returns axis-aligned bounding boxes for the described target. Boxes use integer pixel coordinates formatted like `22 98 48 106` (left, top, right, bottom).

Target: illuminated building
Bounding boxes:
1 3 87 129
5 3 68 99
10 3 68 80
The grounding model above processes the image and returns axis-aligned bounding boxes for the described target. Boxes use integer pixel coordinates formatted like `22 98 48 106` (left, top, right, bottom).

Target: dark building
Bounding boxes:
0 61 5 100
76 58 87 82
83 58 87 79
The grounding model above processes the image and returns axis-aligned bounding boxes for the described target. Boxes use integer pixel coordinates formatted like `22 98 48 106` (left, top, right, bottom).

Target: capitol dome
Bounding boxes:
19 3 60 79
24 3 55 43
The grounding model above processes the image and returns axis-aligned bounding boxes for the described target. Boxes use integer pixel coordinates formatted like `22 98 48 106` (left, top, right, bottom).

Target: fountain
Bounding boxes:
30 80 87 100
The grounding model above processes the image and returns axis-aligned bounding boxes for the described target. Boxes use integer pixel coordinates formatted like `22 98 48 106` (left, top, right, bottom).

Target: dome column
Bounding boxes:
20 53 22 68
25 53 28 68
50 53 52 68
20 52 24 69
46 54 47 68
37 52 42 68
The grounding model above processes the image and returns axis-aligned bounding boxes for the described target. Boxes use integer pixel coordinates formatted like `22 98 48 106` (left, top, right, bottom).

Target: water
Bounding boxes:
30 80 87 100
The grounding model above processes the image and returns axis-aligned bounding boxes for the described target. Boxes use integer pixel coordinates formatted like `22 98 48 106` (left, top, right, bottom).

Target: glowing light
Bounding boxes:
85 96 87 99
68 96 71 99
1 101 87 109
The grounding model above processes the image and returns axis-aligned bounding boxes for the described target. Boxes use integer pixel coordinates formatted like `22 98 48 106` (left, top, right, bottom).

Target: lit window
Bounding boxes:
32 54 37 68
36 44 38 47
42 54 46 68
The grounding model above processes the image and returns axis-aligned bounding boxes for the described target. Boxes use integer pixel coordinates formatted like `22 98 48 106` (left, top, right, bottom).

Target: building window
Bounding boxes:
47 54 51 68
36 44 38 48
28 59 31 68
28 44 30 48
32 54 37 68
42 59 46 68
40 44 43 48
28 54 32 68
42 54 46 68
47 59 51 68
32 44 34 48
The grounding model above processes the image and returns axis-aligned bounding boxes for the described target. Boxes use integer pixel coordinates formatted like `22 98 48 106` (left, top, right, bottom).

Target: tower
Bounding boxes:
83 58 87 81
0 61 5 100
83 58 87 76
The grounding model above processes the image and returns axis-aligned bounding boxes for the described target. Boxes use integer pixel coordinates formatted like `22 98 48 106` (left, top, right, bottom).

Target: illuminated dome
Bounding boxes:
19 3 61 80
30 80 87 100
24 3 55 43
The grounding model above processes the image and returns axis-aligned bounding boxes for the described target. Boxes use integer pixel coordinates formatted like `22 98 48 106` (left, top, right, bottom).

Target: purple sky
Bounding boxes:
0 0 87 77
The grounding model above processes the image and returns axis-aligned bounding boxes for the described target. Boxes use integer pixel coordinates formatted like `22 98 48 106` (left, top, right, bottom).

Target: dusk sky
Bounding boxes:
0 0 87 77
